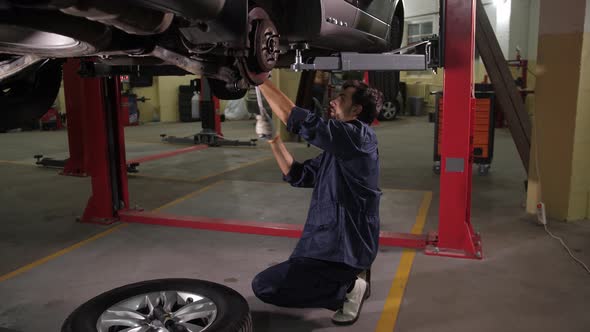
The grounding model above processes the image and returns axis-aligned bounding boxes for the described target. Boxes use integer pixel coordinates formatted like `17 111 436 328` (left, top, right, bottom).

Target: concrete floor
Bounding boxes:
0 116 588 331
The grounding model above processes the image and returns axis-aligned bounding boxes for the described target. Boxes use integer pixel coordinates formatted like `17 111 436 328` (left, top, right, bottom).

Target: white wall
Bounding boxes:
586 0 590 32
483 1 497 33
403 0 439 19
509 0 531 59
495 0 512 58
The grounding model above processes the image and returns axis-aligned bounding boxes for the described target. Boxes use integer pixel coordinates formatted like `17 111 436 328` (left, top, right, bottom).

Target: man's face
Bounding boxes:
328 87 362 121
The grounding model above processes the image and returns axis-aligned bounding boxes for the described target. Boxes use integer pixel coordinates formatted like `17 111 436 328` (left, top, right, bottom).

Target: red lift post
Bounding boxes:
71 0 482 259
430 0 481 258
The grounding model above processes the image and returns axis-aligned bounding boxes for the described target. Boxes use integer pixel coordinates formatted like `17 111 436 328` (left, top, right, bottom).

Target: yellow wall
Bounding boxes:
56 81 66 113
157 75 198 122
133 82 160 123
569 31 590 219
270 68 301 141
401 69 444 114
533 34 581 219
529 0 590 220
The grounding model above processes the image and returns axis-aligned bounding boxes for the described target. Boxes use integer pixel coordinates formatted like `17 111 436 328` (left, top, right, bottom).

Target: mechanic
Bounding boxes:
252 77 384 325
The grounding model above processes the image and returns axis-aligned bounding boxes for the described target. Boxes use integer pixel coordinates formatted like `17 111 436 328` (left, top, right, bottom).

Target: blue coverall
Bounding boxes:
252 106 381 311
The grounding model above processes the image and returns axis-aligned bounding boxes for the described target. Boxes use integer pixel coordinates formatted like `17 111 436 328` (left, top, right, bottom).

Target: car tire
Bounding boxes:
390 16 403 50
0 59 63 132
369 71 400 120
379 99 400 121
208 78 248 100
61 278 252 332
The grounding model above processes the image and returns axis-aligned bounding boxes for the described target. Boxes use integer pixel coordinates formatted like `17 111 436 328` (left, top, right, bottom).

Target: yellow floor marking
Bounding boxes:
0 160 35 166
152 180 224 212
0 223 127 283
192 156 274 182
129 173 199 183
220 179 429 194
375 191 433 332
0 179 224 283
129 156 273 184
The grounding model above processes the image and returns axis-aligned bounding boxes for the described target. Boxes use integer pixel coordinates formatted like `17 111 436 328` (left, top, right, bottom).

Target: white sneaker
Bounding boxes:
331 277 368 325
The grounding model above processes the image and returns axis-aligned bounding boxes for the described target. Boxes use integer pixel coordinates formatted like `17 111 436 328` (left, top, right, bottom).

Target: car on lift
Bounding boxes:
0 0 404 131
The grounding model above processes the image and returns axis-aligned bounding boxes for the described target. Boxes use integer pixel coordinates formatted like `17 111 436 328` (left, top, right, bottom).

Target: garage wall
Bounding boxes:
569 0 590 219
529 0 589 220
133 81 160 123
56 80 66 114
157 75 198 122
400 0 540 116
270 68 302 140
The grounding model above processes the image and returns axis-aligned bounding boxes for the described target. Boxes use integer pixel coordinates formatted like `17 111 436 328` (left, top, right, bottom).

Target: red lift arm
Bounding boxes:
67 0 482 259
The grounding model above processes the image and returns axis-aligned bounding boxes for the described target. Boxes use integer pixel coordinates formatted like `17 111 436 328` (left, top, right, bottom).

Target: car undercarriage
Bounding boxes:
0 0 404 131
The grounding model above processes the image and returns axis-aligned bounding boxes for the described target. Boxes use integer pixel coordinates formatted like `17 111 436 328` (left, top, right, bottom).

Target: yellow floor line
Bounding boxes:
129 156 273 184
192 156 274 182
0 159 35 166
0 223 127 283
152 180 224 212
0 179 224 283
130 173 199 183
217 179 429 194
375 191 433 332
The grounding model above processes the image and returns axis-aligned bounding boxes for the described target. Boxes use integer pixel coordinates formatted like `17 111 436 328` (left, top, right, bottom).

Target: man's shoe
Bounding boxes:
331 277 368 325
359 268 371 299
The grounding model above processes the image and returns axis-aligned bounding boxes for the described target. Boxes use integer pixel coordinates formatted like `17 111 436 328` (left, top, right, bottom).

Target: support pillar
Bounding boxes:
527 0 590 221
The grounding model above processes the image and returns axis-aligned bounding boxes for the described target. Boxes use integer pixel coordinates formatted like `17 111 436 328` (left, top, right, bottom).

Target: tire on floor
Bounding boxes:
61 278 252 332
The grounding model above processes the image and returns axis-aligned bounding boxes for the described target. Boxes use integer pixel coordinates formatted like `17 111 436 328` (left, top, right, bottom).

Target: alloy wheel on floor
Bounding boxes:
62 279 252 332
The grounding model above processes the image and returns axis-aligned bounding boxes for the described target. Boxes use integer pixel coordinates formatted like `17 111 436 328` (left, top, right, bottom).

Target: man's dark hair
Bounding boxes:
342 80 384 124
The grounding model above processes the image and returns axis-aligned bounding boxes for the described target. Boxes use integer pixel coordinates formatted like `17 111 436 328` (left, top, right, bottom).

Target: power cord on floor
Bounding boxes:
531 103 590 276
543 224 590 275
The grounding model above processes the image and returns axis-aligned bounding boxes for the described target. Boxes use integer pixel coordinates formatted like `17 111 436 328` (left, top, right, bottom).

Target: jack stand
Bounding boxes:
160 78 257 147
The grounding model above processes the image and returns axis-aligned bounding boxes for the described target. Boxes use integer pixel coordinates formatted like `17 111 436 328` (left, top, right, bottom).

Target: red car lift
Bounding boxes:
35 59 208 175
68 0 482 259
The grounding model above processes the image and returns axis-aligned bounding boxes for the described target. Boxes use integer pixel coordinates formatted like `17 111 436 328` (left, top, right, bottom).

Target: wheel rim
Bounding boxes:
97 291 218 332
0 25 79 50
241 7 279 85
382 101 397 119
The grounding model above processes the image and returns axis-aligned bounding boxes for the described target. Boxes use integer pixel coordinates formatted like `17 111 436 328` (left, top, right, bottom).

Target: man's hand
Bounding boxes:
255 114 273 139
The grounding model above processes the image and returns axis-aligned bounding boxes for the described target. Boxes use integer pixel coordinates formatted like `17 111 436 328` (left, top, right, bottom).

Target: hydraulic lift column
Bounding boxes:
78 73 129 223
427 0 481 258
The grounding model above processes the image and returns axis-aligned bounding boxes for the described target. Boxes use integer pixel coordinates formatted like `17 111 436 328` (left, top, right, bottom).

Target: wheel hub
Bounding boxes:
382 101 398 119
239 7 280 86
96 291 217 332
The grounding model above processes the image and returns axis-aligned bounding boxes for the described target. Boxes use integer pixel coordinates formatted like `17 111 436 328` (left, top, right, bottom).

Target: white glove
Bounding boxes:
255 114 272 139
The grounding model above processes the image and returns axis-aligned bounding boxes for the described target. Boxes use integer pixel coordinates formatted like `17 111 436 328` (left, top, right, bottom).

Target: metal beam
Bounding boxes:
475 0 531 172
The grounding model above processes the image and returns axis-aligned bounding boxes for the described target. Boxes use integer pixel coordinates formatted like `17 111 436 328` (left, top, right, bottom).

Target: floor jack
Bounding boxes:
160 78 257 147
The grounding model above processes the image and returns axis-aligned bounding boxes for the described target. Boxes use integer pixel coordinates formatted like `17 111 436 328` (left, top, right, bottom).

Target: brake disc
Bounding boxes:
239 7 280 86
